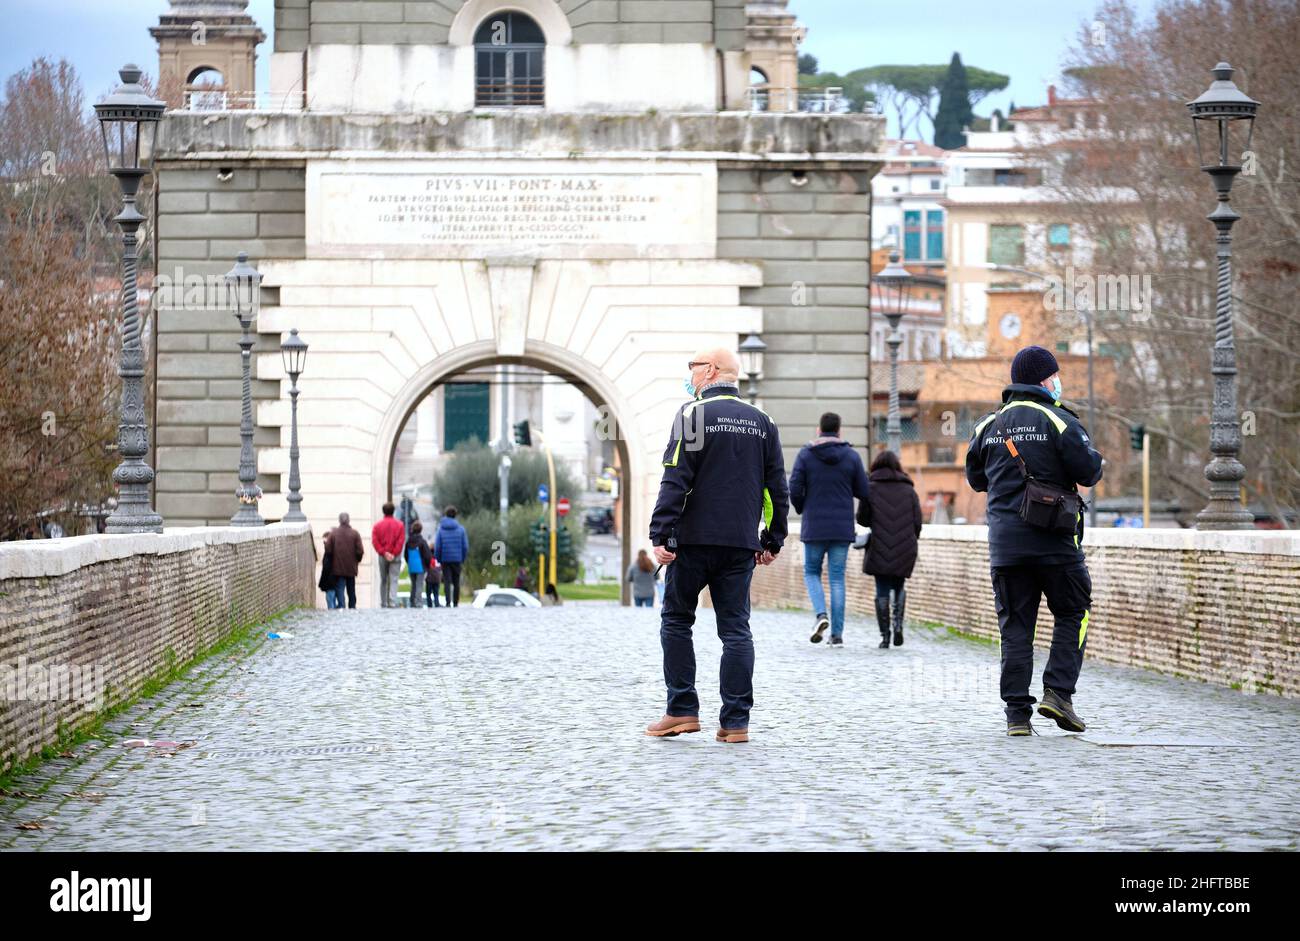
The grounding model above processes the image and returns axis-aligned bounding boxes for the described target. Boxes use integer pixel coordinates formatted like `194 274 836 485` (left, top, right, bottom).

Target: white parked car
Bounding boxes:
471 585 542 608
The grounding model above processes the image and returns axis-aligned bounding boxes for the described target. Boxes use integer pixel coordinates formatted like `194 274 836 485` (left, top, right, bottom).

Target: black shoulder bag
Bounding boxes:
994 409 1084 534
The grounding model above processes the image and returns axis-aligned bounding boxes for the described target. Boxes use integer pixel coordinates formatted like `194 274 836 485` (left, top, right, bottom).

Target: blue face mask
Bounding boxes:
684 376 697 398
1049 376 1062 402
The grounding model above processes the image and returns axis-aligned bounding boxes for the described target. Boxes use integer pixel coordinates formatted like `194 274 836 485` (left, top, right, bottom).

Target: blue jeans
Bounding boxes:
634 595 654 607
803 541 849 638
325 584 339 609
332 577 355 609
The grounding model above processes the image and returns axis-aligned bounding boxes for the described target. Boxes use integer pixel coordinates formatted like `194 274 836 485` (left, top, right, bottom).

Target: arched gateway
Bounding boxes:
149 0 886 606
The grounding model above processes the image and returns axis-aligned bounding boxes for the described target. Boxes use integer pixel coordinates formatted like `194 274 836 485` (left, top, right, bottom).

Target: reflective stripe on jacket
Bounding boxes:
965 383 1103 567
649 384 789 553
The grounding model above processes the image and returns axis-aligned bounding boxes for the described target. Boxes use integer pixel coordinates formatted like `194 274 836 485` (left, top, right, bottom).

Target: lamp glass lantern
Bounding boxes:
281 327 308 379
875 250 914 322
225 251 262 328
1187 62 1258 172
93 65 165 174
738 331 767 377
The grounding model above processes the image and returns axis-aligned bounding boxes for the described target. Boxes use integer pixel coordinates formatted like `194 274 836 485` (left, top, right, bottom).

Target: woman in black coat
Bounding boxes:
856 450 923 648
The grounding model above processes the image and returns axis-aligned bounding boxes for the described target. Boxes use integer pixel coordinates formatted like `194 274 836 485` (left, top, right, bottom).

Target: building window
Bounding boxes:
475 12 545 107
1048 223 1071 250
903 210 922 261
926 209 944 260
903 210 944 263
874 416 920 442
929 178 941 190
1097 224 1132 258
988 224 1024 266
928 444 956 464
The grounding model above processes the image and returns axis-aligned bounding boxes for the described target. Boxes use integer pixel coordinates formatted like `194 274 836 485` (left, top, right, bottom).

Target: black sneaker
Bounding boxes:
878 634 890 649
1006 718 1035 736
829 635 843 647
810 614 829 644
1037 688 1086 732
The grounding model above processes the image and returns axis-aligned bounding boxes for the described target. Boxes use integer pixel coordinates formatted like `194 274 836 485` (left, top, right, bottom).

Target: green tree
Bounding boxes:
431 437 582 516
797 53 819 76
457 501 584 591
933 53 975 149
846 61 1006 139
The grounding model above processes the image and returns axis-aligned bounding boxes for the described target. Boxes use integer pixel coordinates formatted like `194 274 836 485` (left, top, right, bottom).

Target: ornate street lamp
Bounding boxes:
1187 62 1258 529
739 331 767 404
875 251 913 455
96 65 165 534
225 251 264 526
279 328 308 523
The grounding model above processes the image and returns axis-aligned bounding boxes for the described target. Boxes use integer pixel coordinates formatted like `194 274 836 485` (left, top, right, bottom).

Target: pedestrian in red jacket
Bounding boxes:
371 503 406 608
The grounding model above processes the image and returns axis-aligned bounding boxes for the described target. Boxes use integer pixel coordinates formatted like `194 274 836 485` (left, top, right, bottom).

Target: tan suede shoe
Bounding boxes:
645 715 701 737
715 728 749 743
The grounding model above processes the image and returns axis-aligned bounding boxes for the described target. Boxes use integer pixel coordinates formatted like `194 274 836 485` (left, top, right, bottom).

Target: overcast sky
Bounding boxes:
1 0 1160 137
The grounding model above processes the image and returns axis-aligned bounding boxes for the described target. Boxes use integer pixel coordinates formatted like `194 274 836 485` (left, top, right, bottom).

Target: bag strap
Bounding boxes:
993 407 1032 481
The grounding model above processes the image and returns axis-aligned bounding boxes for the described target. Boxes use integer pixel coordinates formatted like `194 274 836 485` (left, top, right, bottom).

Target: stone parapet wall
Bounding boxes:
0 525 316 773
749 523 1300 697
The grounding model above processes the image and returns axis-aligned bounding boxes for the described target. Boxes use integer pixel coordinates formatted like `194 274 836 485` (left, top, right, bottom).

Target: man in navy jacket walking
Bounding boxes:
789 412 871 645
646 348 789 744
966 346 1103 736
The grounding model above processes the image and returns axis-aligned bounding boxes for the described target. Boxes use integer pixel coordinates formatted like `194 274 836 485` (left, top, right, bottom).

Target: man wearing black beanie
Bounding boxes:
965 345 1104 736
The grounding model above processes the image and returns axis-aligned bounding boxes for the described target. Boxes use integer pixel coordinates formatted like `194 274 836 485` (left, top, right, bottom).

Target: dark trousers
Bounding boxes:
874 574 905 601
442 563 462 607
425 577 441 607
991 561 1092 721
660 544 757 730
337 576 357 609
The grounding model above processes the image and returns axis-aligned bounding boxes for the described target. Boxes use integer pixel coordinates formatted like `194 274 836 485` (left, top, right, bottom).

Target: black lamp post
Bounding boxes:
875 251 913 455
96 65 165 534
226 251 264 526
280 328 308 523
739 331 767 404
1187 62 1258 530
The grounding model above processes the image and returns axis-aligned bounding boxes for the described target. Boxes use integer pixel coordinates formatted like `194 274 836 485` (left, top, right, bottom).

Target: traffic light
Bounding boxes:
529 519 549 555
556 524 572 557
1130 423 1145 451
513 420 531 446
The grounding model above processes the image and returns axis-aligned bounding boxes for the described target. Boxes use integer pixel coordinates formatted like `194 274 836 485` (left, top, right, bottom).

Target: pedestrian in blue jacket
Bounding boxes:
788 412 871 646
433 506 469 608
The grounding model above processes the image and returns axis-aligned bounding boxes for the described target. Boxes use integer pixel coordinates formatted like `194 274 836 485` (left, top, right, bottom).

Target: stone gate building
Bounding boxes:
150 0 886 603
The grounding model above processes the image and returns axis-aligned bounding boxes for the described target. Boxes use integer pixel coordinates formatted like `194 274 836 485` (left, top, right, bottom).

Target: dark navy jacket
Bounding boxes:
788 436 870 543
965 383 1104 567
649 384 790 553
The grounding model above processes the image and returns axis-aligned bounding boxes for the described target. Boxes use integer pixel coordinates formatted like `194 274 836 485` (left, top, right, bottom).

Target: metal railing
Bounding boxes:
749 85 848 113
475 79 545 108
179 89 307 112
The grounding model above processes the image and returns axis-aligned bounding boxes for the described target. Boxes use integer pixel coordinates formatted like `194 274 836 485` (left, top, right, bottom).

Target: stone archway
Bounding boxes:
375 344 637 603
254 250 762 607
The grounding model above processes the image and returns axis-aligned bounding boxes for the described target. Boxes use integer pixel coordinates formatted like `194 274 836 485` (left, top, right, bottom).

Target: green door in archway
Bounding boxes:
444 382 490 450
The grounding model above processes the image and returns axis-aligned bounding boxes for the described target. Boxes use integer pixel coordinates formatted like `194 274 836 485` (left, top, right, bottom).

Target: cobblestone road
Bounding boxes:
3 604 1297 851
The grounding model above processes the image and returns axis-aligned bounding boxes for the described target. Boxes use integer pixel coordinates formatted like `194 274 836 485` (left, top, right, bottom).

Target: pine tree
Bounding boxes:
933 53 974 149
